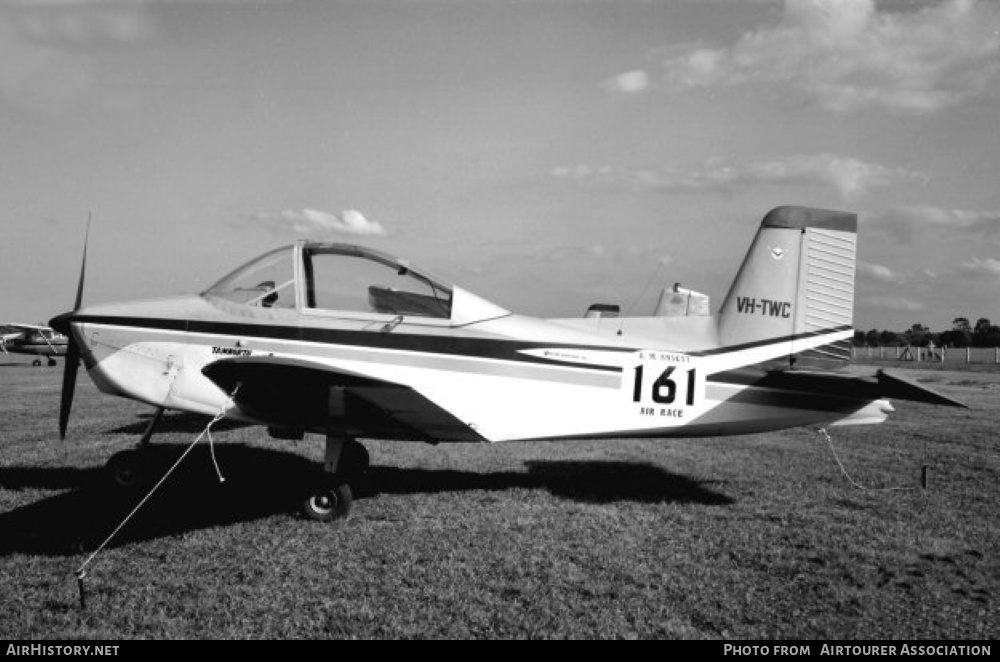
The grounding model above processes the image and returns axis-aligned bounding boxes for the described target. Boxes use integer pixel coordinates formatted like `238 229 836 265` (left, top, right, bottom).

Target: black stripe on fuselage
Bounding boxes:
687 326 854 357
71 315 632 372
69 315 852 373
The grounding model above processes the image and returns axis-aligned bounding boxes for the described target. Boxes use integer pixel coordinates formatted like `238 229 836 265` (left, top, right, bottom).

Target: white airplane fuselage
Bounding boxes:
48 207 967 523
63 290 884 445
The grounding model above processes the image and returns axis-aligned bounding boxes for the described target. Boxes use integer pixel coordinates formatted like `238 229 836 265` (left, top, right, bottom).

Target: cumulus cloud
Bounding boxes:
865 205 1000 240
958 257 1000 278
0 1 154 113
857 261 897 282
13 3 152 44
253 208 388 237
553 153 919 199
861 295 926 312
603 69 650 94
532 243 664 268
651 0 1000 113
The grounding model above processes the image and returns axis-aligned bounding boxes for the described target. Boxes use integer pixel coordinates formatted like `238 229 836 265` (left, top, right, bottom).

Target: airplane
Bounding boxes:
1 323 69 366
49 205 966 522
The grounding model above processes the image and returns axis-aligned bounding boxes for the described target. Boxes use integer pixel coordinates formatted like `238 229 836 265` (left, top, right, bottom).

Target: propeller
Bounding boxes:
50 216 90 440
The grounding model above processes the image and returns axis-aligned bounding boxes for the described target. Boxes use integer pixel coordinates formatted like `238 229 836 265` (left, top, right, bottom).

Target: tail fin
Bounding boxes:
717 206 857 368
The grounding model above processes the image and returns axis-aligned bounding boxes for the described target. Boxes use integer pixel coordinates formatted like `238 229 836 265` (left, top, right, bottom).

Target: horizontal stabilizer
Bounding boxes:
710 367 969 410
876 369 969 409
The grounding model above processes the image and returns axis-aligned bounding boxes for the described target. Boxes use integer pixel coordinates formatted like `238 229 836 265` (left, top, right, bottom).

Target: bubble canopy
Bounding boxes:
202 242 506 325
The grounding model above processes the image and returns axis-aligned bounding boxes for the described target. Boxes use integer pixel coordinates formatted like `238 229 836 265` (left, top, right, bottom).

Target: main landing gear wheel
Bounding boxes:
106 449 145 489
47 358 57 367
32 359 41 367
301 480 352 522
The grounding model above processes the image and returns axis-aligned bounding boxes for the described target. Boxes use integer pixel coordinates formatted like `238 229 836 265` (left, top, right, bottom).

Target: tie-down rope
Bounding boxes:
74 385 240 608
818 427 920 493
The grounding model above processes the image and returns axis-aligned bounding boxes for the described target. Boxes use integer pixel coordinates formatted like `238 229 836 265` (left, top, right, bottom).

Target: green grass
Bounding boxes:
1 354 997 639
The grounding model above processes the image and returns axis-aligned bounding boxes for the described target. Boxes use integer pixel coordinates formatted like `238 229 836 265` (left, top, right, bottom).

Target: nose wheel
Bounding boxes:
105 449 146 489
104 407 165 489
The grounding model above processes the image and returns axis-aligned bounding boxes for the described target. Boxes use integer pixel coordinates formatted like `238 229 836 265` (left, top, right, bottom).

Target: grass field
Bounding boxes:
1 355 996 639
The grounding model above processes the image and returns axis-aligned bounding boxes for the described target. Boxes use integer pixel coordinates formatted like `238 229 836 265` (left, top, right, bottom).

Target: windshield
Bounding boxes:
202 246 297 310
303 245 452 319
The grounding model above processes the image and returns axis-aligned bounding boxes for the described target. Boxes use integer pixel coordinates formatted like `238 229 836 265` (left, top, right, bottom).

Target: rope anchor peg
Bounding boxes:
76 569 87 611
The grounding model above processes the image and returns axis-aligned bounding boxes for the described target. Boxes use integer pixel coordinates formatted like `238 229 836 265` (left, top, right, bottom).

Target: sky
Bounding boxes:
2 0 999 333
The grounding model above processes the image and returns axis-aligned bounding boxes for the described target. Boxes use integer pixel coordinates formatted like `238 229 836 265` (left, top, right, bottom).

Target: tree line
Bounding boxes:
853 317 1000 348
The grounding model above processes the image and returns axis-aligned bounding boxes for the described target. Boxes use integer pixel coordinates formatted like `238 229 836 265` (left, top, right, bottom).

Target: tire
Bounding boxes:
301 481 352 522
106 450 143 489
32 359 41 367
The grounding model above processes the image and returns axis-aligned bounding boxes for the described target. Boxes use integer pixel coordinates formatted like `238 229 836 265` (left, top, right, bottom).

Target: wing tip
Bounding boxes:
876 369 970 409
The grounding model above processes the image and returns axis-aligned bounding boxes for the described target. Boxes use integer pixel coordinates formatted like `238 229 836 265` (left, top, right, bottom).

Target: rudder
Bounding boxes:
717 206 857 367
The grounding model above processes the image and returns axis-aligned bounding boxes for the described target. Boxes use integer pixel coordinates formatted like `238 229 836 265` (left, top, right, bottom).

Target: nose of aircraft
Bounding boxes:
49 310 74 336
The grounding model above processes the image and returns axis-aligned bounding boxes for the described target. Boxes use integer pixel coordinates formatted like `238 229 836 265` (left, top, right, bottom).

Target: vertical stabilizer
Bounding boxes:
717 206 857 367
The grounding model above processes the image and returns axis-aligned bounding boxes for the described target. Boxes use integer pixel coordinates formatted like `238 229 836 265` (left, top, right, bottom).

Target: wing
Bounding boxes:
202 355 485 442
4 323 54 332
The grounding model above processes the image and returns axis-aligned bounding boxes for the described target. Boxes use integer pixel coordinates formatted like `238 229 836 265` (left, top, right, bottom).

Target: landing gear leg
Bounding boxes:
137 407 166 449
300 433 362 522
105 407 166 488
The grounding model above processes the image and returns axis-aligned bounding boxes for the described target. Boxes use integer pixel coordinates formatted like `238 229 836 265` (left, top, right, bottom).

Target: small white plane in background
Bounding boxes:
1 323 69 366
50 206 966 521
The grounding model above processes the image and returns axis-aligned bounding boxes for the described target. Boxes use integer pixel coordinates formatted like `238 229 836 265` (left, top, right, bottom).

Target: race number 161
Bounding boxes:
632 365 697 406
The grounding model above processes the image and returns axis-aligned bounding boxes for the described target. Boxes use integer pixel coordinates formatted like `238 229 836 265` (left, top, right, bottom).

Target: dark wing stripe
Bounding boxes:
202 356 486 441
72 315 631 371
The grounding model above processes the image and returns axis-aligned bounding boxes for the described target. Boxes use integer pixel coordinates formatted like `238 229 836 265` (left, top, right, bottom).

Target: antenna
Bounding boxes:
616 260 667 336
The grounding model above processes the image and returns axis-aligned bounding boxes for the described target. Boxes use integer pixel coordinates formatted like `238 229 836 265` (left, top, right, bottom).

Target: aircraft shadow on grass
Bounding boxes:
0 444 732 557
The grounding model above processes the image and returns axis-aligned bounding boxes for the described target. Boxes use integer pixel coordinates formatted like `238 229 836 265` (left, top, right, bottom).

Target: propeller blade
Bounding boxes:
59 338 79 440
74 215 90 310
55 215 90 440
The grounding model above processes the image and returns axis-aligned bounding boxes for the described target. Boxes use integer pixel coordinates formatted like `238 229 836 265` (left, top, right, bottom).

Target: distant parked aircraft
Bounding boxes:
1 323 68 366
